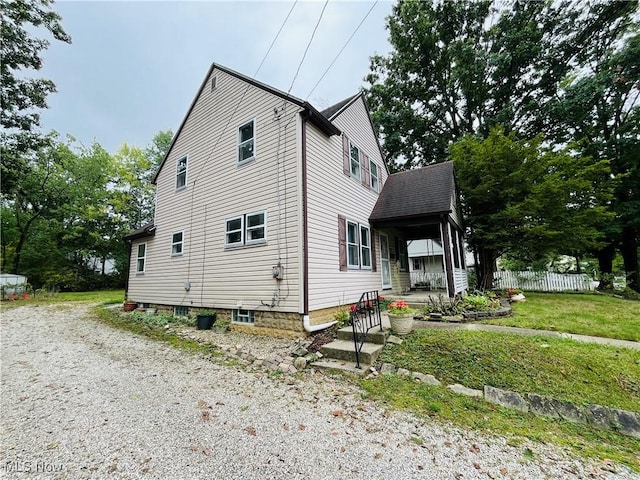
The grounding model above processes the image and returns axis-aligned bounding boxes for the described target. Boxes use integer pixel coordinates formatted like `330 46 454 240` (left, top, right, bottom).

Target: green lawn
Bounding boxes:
482 293 640 341
1 289 124 309
366 328 640 469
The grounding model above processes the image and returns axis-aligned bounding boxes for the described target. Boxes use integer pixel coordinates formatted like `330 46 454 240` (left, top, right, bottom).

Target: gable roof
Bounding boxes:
152 62 341 184
320 94 360 120
369 162 455 223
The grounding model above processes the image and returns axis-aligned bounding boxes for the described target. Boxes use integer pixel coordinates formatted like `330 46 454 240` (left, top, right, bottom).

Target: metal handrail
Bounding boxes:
349 290 382 369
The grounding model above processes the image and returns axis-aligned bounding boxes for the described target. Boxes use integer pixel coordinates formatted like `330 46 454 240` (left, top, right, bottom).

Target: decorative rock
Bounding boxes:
293 357 307 370
484 385 528 413
315 352 323 359
291 347 309 357
447 384 483 398
387 335 403 345
381 363 397 375
397 368 411 377
587 405 640 438
412 372 441 386
277 363 289 372
527 393 586 424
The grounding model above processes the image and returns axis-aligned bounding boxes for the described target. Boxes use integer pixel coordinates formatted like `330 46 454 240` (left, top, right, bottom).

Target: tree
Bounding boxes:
1 0 71 195
451 128 613 289
550 31 640 291
365 0 591 170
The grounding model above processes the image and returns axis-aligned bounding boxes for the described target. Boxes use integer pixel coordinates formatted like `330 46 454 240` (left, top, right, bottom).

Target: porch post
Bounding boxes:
441 216 455 297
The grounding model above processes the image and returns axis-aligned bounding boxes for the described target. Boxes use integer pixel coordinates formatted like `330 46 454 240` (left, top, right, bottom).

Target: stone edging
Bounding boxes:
378 363 640 439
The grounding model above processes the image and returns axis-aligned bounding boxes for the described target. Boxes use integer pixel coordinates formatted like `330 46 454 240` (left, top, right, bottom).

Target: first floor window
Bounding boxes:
347 221 360 268
136 243 146 273
360 225 371 268
171 231 184 256
176 156 187 189
225 211 267 247
413 258 421 271
344 218 372 270
233 309 255 324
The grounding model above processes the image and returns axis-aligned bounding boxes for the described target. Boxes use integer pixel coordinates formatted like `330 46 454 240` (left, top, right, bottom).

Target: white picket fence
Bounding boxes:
494 271 596 292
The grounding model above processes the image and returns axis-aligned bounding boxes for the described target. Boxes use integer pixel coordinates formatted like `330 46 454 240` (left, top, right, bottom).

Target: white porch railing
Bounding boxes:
494 271 596 292
410 271 446 290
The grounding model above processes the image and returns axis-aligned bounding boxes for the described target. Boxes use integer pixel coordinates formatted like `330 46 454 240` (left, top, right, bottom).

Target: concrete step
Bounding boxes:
319 339 384 365
336 325 390 345
310 358 370 376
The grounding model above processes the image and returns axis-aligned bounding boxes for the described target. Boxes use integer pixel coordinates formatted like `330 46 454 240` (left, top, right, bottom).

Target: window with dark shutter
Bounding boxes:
338 215 347 271
342 135 350 176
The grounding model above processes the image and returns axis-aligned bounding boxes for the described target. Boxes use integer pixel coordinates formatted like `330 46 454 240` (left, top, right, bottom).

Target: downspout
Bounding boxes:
301 113 337 332
124 239 132 301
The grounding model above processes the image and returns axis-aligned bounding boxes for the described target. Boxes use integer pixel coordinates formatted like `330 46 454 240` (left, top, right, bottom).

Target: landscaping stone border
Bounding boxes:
378 363 640 439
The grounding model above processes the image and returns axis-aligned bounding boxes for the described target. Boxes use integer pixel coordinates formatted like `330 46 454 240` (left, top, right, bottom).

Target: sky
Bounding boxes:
38 0 395 154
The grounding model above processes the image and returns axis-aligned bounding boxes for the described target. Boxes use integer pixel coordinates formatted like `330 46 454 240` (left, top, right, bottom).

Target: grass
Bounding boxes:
368 328 640 470
482 293 640 341
361 375 640 471
1 289 124 309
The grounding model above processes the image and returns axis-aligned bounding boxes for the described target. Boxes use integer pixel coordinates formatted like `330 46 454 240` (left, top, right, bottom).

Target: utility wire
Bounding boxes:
287 0 329 95
306 0 379 100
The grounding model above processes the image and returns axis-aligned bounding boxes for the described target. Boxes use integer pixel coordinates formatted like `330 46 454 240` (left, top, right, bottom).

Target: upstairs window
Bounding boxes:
349 141 360 179
171 231 184 256
176 156 187 190
238 119 255 165
136 243 146 273
370 162 379 192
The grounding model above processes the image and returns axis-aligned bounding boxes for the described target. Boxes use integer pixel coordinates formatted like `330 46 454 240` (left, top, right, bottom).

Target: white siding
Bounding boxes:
306 97 390 310
128 68 302 312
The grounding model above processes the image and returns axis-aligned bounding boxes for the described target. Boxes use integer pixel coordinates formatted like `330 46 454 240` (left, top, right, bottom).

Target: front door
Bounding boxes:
380 233 392 289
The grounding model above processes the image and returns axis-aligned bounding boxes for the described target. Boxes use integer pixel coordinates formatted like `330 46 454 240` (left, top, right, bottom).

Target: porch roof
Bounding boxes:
124 222 156 241
369 161 455 227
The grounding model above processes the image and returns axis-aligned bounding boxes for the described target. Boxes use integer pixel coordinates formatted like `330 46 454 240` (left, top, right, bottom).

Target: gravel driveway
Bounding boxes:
1 303 637 479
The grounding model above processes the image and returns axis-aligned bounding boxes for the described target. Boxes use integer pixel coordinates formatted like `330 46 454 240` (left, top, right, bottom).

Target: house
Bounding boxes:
125 63 466 336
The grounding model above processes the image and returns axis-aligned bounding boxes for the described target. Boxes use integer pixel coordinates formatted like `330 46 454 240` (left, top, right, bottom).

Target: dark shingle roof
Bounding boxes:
320 94 359 120
369 162 455 223
124 222 156 241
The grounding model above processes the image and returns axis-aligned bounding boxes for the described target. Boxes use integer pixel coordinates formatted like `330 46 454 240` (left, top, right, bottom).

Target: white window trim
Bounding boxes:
225 215 244 247
233 309 255 324
237 118 256 166
360 225 372 270
136 242 146 274
345 219 372 270
176 155 188 191
245 210 267 245
370 162 379 192
171 230 184 257
349 140 360 180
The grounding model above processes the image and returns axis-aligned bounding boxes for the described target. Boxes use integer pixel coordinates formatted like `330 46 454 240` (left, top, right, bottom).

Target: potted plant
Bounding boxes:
196 310 216 330
386 299 416 335
213 318 230 333
123 300 137 312
506 288 526 303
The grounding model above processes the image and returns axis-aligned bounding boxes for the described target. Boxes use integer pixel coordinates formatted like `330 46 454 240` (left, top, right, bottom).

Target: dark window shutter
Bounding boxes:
371 229 377 272
338 215 347 271
361 153 370 188
342 135 350 176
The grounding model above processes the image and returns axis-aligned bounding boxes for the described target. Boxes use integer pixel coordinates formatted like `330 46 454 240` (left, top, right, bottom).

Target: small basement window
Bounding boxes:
232 309 255 324
174 306 189 317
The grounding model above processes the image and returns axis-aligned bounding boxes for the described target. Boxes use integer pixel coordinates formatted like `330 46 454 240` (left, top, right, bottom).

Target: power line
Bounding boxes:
306 0 379 100
287 0 329 95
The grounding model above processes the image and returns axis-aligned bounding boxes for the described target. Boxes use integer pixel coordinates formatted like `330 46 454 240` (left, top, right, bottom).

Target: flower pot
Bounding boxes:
388 313 414 335
196 314 215 330
123 301 137 312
